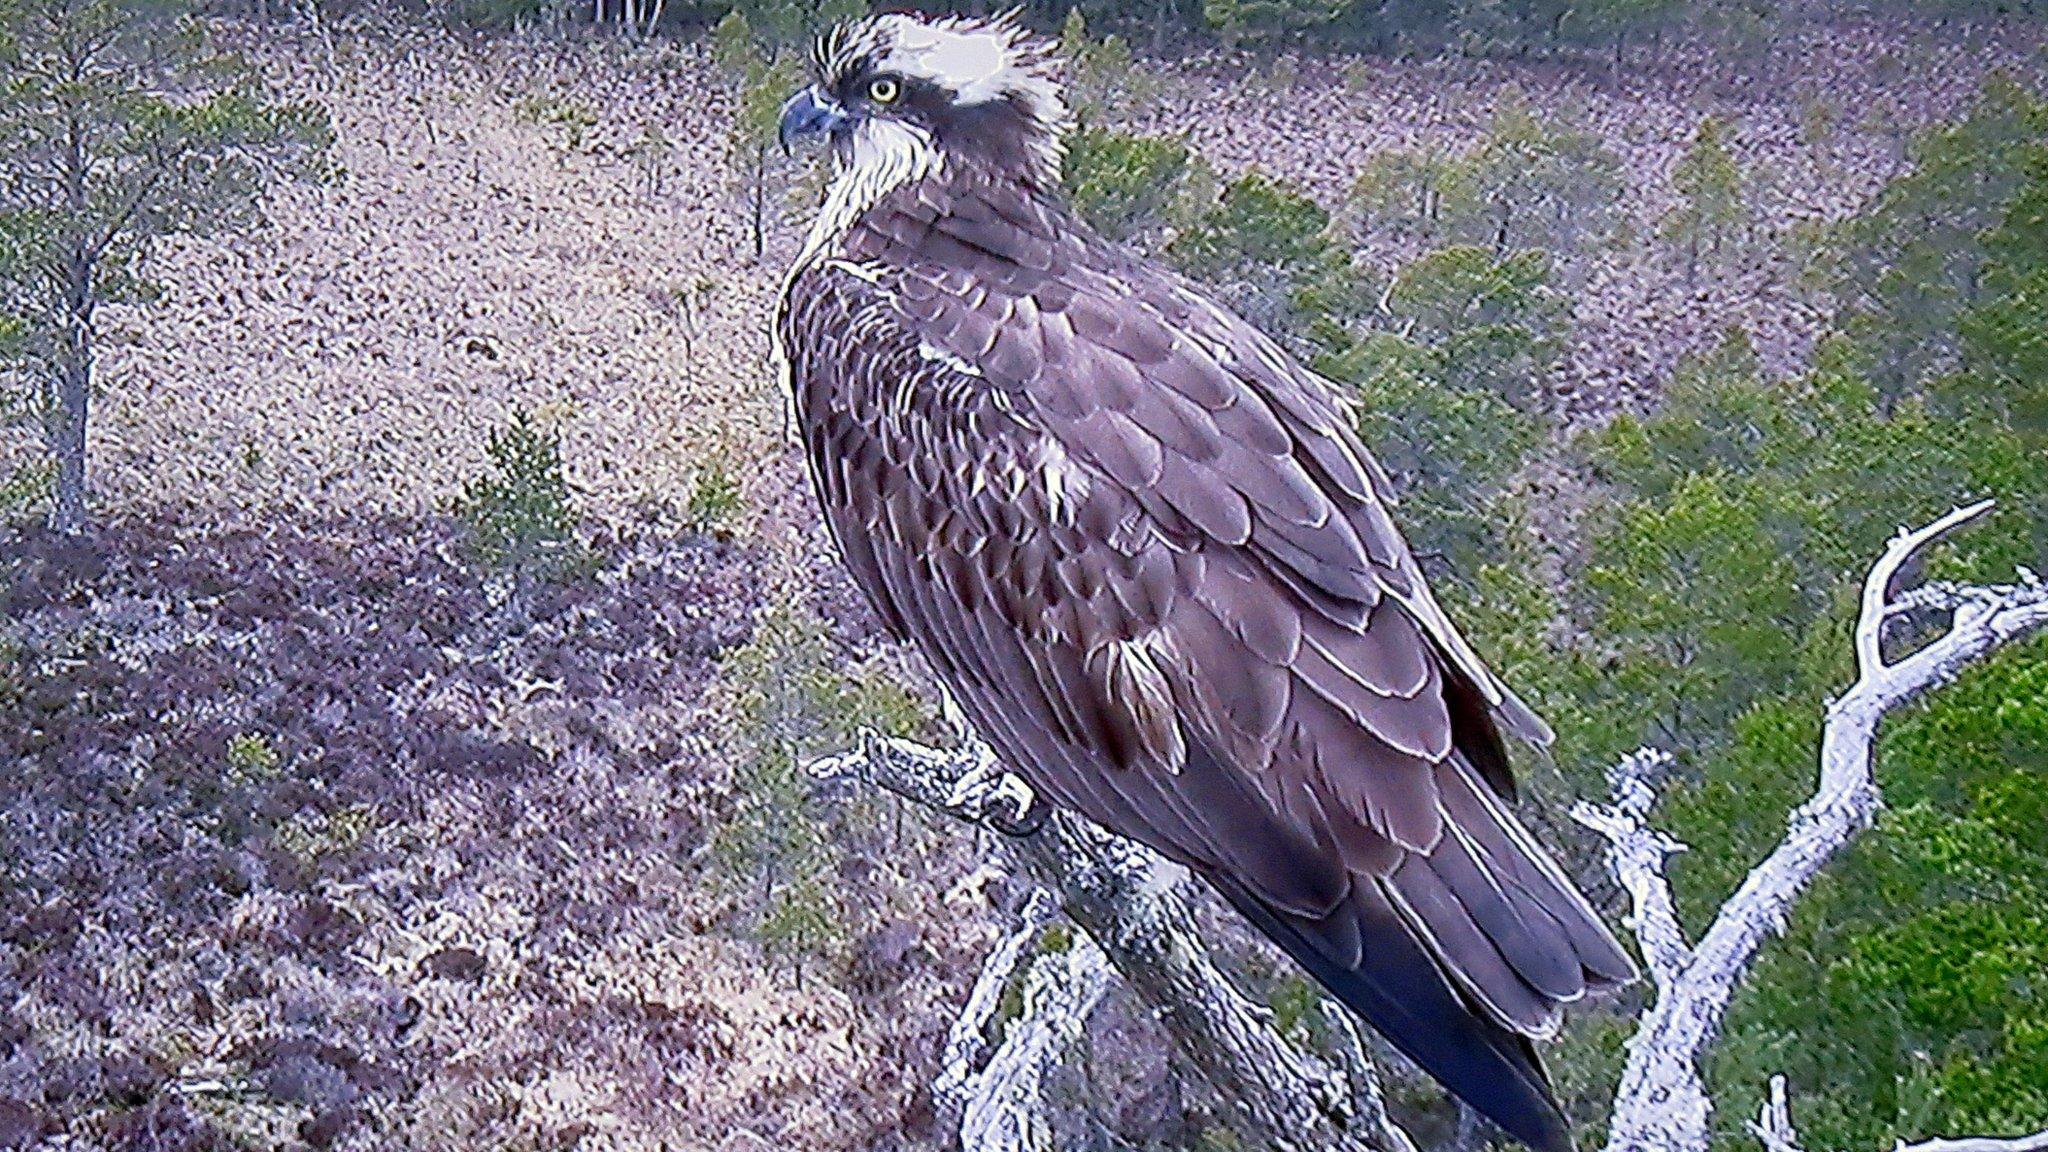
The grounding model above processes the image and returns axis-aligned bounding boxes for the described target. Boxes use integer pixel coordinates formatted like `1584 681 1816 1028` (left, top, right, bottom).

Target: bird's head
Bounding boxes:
778 11 1073 190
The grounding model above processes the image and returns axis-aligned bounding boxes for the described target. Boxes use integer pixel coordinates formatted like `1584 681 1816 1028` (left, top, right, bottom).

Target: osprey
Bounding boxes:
773 14 1634 1149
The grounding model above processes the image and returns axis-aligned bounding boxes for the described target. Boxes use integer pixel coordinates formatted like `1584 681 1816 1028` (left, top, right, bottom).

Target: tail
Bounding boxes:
1211 876 1575 1152
1208 753 1636 1152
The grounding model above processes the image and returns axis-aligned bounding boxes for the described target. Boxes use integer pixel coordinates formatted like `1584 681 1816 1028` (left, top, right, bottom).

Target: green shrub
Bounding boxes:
712 603 926 965
1319 331 1539 580
455 409 585 586
1170 170 1333 279
226 731 283 784
1385 244 1563 407
1169 171 1372 344
1063 125 1192 242
686 458 744 536
1836 77 2048 406
512 92 600 151
1201 0 1342 44
0 459 54 519
1346 88 1622 267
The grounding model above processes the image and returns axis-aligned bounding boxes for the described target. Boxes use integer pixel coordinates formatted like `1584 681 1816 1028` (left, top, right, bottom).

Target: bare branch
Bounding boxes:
1582 501 2048 1152
810 734 1411 1152
959 936 1112 1151
934 888 1063 1117
1855 500 1995 673
932 885 1115 1152
1751 1074 2048 1152
1749 1075 1804 1152
813 499 2048 1152
1318 1003 1421 1152
1898 1132 2048 1152
1570 748 1692 990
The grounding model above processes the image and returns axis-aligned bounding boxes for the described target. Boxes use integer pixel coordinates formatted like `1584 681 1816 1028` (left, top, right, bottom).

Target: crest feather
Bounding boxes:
813 10 1072 143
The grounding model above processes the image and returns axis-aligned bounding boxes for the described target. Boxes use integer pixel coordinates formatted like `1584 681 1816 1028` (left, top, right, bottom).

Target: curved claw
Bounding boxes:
945 753 1046 837
988 791 1049 838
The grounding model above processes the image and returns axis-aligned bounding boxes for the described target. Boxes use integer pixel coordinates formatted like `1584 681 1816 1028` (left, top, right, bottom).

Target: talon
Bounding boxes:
943 751 1003 810
988 790 1048 838
985 771 1045 836
943 753 1044 835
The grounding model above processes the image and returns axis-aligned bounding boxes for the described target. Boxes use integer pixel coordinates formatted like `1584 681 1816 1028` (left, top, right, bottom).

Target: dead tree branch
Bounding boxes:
930 886 1115 1152
1753 1074 2048 1152
808 735 1414 1152
1573 499 2048 1152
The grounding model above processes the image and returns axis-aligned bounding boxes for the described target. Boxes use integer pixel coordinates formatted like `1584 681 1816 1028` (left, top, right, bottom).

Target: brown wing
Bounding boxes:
782 174 1635 1152
782 257 1352 915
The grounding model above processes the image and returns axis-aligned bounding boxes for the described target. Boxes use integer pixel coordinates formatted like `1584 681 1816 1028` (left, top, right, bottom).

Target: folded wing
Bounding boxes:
780 180 1636 1152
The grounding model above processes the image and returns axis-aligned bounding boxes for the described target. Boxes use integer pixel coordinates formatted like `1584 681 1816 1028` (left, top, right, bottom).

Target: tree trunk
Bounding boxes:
48 258 94 534
48 355 90 535
751 146 767 260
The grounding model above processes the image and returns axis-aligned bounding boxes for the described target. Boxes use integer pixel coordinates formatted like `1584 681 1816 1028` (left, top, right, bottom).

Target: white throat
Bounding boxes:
796 119 944 267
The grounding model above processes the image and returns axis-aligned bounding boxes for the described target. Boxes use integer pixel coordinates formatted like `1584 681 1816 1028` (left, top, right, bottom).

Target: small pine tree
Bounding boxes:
1059 9 1152 122
1201 0 1342 46
1466 87 1623 262
1347 90 1621 270
0 0 329 531
712 605 847 968
1061 126 1191 243
1662 115 1748 283
455 409 585 595
1348 143 1473 249
1385 244 1563 407
712 9 804 261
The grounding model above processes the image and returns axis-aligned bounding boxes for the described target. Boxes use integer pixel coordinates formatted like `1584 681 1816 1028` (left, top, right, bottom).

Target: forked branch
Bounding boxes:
1574 500 2048 1152
1753 1074 2048 1152
809 499 2048 1152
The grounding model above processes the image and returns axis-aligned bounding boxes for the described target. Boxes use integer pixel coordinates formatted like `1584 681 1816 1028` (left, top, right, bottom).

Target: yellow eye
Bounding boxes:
868 76 900 104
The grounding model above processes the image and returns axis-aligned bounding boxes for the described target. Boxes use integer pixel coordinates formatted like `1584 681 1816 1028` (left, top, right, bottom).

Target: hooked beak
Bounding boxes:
778 86 849 154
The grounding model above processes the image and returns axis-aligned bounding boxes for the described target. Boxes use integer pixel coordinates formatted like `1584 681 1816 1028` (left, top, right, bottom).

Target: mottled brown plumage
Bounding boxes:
774 15 1635 1149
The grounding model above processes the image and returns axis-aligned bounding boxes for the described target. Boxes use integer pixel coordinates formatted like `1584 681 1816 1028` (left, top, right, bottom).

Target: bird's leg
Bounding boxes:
943 745 1047 837
987 784 1049 838
928 681 1049 836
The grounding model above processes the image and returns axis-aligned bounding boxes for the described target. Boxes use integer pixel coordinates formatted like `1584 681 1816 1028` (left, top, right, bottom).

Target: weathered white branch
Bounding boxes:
935 888 1063 1112
929 886 1115 1152
1898 1134 2048 1152
1319 1003 1421 1152
812 499 2047 1152
1752 1074 2048 1152
1576 501 2048 1152
1751 1075 1804 1152
961 933 1113 1150
1569 748 1692 990
810 733 1411 1152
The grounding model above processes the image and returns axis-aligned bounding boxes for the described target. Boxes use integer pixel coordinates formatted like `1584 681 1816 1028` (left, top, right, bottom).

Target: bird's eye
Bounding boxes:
868 76 901 104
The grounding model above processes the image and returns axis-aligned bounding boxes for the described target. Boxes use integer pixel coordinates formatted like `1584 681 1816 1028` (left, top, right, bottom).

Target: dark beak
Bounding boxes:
778 86 849 154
